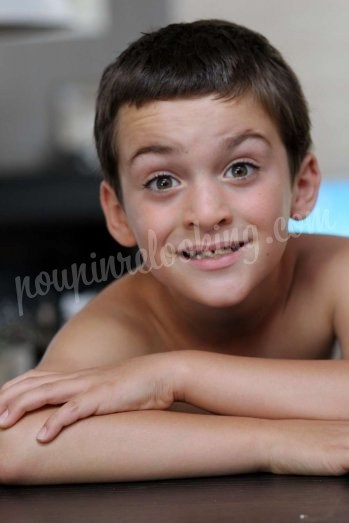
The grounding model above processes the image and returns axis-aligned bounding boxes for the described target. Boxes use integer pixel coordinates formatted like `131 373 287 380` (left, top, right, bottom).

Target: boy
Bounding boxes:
1 19 349 484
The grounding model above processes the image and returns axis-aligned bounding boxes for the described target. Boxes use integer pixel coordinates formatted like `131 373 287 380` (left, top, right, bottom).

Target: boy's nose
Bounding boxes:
182 180 233 231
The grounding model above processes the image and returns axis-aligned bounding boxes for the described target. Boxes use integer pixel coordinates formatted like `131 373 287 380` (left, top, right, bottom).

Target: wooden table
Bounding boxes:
1 474 349 522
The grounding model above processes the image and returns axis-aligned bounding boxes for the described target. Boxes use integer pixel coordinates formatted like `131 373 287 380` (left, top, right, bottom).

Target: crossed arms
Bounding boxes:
2 346 349 484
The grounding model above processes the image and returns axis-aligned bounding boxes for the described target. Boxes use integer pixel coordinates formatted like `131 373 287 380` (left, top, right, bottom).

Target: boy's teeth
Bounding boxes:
186 245 241 259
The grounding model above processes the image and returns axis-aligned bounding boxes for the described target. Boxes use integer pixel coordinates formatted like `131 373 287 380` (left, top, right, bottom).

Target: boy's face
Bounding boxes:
110 94 314 308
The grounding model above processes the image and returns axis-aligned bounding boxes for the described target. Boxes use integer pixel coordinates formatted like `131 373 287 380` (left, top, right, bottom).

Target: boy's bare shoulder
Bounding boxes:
313 234 349 355
292 233 349 294
293 233 349 276
39 272 156 371
292 233 349 354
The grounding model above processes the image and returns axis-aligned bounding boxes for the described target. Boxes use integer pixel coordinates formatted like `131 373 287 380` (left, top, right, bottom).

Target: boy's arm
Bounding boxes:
0 408 266 484
3 350 349 443
178 351 349 420
3 405 349 484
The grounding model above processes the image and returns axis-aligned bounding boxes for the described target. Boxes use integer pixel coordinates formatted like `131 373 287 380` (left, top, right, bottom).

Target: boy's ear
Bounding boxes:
290 153 321 220
99 181 137 247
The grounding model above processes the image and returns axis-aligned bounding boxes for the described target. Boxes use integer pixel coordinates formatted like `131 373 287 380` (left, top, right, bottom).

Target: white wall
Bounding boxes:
167 0 349 180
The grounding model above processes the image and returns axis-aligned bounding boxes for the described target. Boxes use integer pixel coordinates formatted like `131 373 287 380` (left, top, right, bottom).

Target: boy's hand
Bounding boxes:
0 353 182 443
265 419 349 476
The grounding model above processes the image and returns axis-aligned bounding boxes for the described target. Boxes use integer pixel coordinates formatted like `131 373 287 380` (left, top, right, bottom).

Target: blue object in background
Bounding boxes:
288 180 349 237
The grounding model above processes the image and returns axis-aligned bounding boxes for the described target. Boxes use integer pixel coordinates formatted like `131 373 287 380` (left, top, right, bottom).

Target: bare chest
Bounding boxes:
152 282 335 361
231 307 335 360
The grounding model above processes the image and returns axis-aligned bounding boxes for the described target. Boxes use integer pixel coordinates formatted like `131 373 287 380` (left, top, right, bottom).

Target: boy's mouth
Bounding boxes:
179 242 246 260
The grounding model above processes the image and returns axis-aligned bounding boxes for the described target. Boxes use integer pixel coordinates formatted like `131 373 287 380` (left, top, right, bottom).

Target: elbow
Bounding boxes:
0 408 60 485
0 414 46 485
0 426 25 484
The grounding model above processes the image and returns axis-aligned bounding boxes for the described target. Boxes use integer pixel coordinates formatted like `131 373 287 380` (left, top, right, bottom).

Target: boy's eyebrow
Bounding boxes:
128 131 271 165
128 144 183 165
223 131 272 150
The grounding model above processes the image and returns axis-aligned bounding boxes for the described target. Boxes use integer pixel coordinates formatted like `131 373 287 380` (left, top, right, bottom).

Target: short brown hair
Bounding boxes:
94 19 312 200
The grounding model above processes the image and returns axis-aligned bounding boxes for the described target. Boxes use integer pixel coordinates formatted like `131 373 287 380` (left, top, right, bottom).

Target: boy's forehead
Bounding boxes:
118 94 270 128
116 95 281 160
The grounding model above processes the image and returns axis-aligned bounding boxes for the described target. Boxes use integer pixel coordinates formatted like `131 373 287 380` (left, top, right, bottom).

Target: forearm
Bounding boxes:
176 351 349 420
0 408 266 485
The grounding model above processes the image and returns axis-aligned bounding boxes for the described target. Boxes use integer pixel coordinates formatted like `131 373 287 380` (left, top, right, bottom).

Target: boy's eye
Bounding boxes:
225 162 257 179
144 174 180 191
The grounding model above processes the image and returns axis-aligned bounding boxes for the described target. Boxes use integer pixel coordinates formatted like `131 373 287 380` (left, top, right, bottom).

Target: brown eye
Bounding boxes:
233 164 248 177
145 174 180 191
156 176 173 190
225 162 257 179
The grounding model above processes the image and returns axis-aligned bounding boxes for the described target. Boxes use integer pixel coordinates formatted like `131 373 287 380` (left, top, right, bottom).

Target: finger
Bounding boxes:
36 394 100 443
0 368 63 390
0 372 64 409
1 367 91 393
0 374 74 421
0 377 54 421
0 367 92 417
0 379 86 428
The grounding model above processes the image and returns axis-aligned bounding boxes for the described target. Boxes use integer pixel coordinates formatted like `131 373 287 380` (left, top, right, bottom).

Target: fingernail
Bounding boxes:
0 410 9 424
37 426 47 441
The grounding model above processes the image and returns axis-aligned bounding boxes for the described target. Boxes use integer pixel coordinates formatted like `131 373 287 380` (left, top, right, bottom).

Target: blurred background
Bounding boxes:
0 0 348 382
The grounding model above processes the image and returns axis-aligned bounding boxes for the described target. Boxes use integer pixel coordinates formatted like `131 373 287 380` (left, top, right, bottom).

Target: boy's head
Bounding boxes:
94 19 312 201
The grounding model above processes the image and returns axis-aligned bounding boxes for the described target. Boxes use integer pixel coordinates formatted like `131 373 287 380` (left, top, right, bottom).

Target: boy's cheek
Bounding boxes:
243 240 260 266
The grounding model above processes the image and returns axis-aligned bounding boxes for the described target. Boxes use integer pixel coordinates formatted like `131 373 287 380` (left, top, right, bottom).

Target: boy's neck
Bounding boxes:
146 246 296 348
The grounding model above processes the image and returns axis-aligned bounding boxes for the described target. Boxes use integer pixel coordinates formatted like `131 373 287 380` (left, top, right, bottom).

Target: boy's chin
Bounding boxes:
149 265 256 308
194 294 249 309
177 281 252 310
